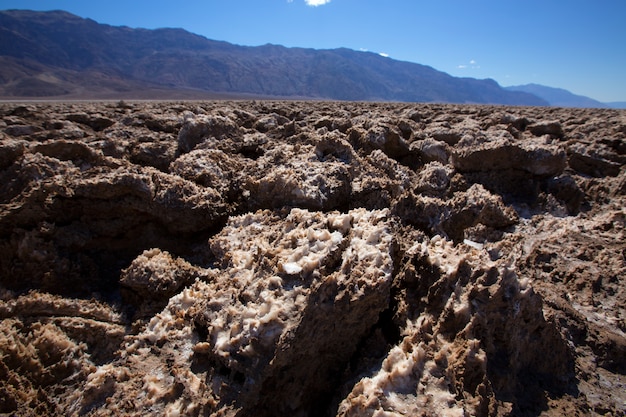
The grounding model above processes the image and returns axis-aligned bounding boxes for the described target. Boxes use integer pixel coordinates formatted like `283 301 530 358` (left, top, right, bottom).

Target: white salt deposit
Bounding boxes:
281 262 303 275
463 238 484 250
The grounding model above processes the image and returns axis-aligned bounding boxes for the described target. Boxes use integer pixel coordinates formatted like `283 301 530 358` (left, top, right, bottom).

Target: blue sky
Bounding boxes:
3 0 625 102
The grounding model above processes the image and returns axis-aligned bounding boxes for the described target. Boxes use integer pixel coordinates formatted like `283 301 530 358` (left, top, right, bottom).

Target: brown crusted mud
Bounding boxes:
0 101 624 416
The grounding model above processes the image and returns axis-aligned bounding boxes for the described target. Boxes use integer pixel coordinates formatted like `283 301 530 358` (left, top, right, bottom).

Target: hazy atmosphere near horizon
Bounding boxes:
2 0 626 102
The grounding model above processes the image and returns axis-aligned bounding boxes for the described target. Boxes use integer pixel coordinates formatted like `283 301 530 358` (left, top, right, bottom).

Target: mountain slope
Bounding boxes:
506 83 607 108
0 9 547 105
606 101 626 109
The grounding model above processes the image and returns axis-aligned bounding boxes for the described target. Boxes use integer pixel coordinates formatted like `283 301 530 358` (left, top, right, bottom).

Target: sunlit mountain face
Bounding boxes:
0 10 547 104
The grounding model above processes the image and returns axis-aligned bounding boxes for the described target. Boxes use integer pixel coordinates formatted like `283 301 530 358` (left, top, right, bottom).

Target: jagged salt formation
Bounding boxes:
0 101 624 416
338 236 571 417
71 207 393 416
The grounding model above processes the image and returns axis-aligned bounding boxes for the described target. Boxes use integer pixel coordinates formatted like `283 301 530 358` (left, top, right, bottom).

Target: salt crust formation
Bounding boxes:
0 101 624 416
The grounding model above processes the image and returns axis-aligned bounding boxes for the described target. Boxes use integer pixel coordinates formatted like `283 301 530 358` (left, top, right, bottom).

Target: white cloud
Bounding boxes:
379 52 389 58
305 0 331 6
458 60 480 70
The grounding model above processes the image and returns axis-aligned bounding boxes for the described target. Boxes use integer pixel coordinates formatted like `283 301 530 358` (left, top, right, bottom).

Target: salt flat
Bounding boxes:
1 101 624 416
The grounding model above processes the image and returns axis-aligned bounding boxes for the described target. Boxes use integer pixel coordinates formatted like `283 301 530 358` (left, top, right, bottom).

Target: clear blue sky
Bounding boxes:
3 0 625 102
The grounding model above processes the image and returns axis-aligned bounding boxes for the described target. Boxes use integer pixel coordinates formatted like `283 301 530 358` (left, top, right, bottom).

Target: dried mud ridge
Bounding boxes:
0 101 625 416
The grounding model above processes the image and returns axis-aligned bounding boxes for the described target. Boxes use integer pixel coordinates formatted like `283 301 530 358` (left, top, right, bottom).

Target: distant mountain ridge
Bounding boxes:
0 9 548 105
505 84 611 108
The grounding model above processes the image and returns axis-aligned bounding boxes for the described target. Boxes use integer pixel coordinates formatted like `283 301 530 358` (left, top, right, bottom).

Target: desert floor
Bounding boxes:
0 101 624 416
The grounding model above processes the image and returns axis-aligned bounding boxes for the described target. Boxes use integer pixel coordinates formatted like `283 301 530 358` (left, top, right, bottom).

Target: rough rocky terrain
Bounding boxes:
0 100 624 416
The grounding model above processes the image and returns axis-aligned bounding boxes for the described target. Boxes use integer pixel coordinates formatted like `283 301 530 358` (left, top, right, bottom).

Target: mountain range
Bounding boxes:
505 84 625 109
0 9 620 107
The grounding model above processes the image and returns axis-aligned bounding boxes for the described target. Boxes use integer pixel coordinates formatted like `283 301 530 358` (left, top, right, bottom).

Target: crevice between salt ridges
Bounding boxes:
337 232 567 417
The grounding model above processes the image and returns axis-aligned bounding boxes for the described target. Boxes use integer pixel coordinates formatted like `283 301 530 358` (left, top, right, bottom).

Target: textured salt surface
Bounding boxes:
0 101 624 416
